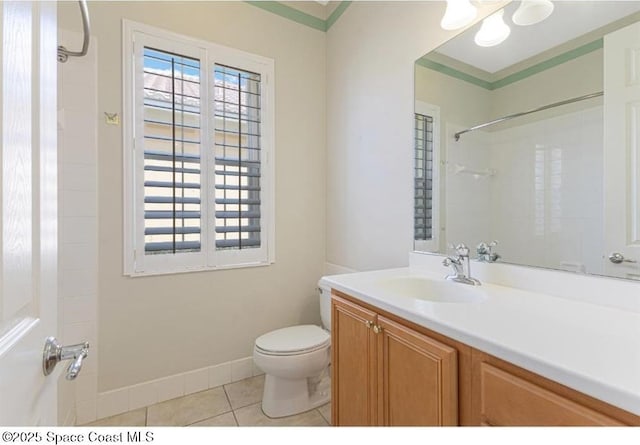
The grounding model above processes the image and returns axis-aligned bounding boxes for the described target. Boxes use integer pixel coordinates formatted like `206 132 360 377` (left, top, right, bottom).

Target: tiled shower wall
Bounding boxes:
57 31 99 426
488 106 604 275
444 106 603 275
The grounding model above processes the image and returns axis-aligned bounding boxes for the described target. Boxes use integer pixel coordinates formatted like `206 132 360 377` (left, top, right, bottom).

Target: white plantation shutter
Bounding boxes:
143 48 203 254
124 22 274 275
413 101 440 253
414 113 433 241
213 65 262 250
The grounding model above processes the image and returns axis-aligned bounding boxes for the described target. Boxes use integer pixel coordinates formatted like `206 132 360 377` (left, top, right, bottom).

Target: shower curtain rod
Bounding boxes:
454 91 604 141
58 0 91 63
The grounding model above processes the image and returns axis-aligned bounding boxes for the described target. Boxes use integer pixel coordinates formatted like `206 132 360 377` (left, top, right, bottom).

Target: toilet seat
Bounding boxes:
255 325 330 356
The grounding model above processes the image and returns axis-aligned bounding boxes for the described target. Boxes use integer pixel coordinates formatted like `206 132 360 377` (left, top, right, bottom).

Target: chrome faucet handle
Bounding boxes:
477 240 500 262
454 243 470 257
66 349 88 380
443 256 464 275
477 240 497 253
443 256 460 266
476 242 489 255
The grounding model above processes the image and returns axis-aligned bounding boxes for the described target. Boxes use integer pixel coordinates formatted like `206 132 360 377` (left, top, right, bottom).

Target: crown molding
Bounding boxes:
245 1 351 32
418 38 603 91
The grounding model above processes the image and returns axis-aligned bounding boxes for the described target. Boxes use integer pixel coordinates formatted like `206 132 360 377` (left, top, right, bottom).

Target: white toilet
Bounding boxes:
253 284 332 418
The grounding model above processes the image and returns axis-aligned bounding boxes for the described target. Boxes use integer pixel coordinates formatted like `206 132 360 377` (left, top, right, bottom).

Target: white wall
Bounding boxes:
415 64 493 253
491 49 604 121
414 63 492 139
58 1 327 397
326 1 505 272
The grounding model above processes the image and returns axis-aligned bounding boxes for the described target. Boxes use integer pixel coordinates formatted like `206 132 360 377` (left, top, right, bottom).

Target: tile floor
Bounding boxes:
84 375 332 427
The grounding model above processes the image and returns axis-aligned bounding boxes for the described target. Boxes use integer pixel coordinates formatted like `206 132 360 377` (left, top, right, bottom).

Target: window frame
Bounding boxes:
123 20 275 276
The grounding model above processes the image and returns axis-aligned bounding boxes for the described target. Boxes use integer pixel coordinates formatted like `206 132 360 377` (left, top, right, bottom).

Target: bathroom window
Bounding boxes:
414 101 440 252
213 65 263 252
123 21 275 276
414 113 434 241
141 48 203 257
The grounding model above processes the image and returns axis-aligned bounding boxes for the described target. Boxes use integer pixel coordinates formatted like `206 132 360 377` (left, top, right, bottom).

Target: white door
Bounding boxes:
0 1 59 425
603 20 640 280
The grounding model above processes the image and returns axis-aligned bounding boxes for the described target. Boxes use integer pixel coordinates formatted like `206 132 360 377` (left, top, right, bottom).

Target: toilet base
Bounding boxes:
261 370 331 418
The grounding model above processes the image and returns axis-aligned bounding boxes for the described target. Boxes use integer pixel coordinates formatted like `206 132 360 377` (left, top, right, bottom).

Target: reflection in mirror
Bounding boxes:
413 1 640 281
414 102 440 253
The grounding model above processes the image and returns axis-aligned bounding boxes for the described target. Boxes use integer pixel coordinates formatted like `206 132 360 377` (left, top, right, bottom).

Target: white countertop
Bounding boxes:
320 266 640 416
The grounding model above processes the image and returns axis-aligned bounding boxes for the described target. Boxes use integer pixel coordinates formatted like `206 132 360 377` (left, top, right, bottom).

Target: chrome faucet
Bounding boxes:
477 240 500 263
443 243 481 286
42 337 89 380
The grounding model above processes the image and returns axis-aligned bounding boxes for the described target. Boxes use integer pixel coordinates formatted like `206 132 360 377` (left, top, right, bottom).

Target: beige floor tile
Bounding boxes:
83 409 146 427
234 403 329 427
146 387 231 426
189 411 238 427
223 375 264 410
318 403 331 425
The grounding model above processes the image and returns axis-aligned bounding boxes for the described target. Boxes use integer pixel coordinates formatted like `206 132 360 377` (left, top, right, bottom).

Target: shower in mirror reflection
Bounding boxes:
415 1 640 281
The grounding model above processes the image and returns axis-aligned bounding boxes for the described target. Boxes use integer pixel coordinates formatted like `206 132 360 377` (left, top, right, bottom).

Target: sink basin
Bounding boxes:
376 276 486 303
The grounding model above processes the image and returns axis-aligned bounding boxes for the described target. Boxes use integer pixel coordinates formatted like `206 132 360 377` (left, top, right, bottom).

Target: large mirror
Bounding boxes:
414 1 640 281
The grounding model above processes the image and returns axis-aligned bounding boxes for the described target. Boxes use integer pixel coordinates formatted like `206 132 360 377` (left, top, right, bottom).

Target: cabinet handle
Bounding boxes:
373 325 382 334
365 321 373 329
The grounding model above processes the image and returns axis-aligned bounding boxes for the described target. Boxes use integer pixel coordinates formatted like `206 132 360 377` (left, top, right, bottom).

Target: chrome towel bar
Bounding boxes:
58 0 90 63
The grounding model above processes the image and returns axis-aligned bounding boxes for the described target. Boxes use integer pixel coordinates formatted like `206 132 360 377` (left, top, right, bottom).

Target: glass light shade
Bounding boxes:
440 0 477 31
474 10 511 47
512 0 554 26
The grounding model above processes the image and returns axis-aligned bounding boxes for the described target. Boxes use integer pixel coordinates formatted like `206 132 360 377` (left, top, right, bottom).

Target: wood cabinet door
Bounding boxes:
377 316 458 426
331 295 378 426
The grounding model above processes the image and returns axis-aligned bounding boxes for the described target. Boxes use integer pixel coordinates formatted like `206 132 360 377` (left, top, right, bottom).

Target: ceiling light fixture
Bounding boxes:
512 0 555 26
474 10 511 47
440 0 477 31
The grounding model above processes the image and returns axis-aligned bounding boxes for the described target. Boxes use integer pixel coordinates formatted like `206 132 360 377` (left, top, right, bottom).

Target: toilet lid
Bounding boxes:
255 325 330 355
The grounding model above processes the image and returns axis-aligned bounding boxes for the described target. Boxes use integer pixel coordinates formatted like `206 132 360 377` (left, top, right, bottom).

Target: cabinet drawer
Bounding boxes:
478 363 624 426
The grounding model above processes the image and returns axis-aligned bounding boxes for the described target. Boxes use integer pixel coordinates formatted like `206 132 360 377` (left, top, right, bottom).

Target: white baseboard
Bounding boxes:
84 356 263 424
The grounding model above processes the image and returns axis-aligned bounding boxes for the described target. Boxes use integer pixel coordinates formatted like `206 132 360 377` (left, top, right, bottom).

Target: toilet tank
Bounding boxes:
318 283 332 331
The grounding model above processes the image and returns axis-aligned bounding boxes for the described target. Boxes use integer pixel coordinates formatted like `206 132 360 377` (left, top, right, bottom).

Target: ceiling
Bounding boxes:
435 1 640 74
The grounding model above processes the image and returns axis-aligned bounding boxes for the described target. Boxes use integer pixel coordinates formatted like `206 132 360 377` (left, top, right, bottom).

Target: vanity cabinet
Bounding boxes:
470 350 636 426
377 315 458 426
332 291 640 427
331 295 378 425
331 293 460 426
